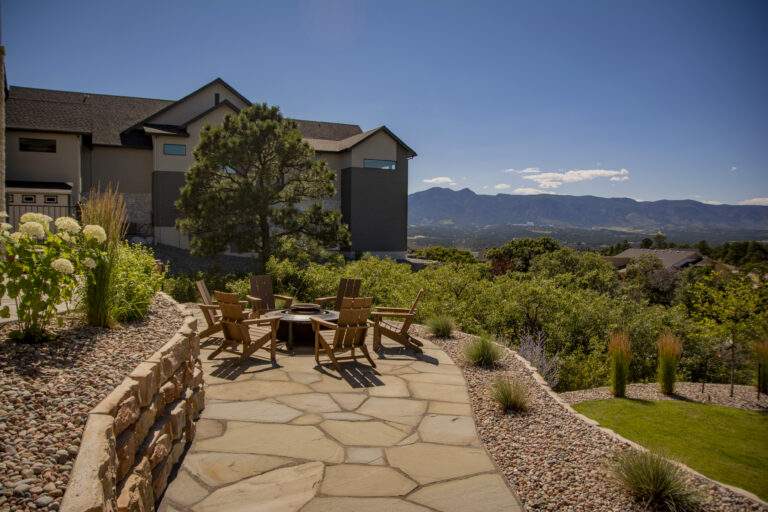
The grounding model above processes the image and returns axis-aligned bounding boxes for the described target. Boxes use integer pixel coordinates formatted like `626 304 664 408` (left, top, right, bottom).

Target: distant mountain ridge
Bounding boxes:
408 188 768 232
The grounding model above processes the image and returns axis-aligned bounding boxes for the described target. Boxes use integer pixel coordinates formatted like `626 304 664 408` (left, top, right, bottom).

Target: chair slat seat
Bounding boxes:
312 297 376 372
208 291 278 363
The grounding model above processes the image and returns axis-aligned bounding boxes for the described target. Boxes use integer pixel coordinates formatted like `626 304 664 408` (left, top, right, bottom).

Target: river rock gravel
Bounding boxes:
0 295 182 512
417 327 768 512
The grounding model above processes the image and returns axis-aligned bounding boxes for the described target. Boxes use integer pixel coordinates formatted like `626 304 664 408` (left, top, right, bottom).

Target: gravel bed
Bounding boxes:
561 382 768 411
416 327 767 512
0 295 183 512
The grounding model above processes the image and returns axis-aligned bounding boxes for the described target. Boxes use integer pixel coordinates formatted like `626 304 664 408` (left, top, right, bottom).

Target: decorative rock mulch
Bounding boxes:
561 382 768 411
422 327 768 512
0 295 183 512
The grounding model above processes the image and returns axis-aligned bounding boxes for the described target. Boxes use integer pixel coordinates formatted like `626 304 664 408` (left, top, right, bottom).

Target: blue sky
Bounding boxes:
4 0 767 205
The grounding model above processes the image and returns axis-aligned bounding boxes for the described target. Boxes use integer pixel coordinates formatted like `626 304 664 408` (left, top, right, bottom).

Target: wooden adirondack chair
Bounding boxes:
315 278 362 310
311 297 376 371
371 289 425 353
196 280 223 338
209 292 279 363
248 275 294 315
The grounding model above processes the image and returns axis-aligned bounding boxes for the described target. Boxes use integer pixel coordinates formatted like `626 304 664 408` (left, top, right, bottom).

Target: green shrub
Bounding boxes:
162 275 198 303
609 331 631 398
464 335 502 367
609 449 700 511
426 315 455 338
112 243 164 321
491 376 529 413
657 332 682 395
410 246 476 263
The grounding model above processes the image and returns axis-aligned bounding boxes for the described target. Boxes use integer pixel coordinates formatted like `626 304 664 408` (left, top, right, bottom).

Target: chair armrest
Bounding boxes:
310 316 337 329
197 304 220 311
246 295 264 307
371 311 414 319
315 296 335 306
274 294 294 303
372 307 410 313
243 317 279 327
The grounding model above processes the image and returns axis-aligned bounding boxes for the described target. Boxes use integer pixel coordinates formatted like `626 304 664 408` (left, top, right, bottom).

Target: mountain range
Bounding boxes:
408 188 768 232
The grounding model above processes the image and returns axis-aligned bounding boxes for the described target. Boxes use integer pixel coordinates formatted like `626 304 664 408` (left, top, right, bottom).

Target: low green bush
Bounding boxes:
112 243 164 321
490 376 529 413
657 332 682 395
609 449 700 512
609 331 631 398
426 315 454 338
464 335 502 367
162 275 198 303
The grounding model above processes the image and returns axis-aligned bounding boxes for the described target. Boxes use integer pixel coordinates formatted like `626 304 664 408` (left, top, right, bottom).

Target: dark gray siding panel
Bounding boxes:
341 158 408 253
152 171 186 227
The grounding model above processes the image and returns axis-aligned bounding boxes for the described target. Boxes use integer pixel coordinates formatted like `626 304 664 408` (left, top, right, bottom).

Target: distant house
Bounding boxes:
3 78 416 258
606 248 704 271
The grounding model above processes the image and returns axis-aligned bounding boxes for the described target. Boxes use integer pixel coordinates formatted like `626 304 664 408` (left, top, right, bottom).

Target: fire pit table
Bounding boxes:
263 303 339 352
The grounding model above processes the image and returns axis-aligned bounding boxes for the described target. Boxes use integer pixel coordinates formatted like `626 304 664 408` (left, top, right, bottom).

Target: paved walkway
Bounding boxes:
160 313 521 512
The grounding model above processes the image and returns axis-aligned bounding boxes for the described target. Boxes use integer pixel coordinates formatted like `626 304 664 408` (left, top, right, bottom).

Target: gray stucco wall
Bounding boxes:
341 147 408 253
152 171 187 227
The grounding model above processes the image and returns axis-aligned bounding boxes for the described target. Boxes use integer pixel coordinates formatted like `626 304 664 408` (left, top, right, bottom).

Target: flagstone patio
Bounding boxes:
159 317 522 512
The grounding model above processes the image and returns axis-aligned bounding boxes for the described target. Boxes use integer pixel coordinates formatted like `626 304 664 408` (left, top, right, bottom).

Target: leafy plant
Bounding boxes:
162 275 198 303
491 376 529 413
609 331 632 397
658 332 682 395
410 245 476 263
112 243 164 321
756 340 768 395
609 449 701 512
464 335 502 367
426 315 455 338
0 213 105 341
80 185 127 327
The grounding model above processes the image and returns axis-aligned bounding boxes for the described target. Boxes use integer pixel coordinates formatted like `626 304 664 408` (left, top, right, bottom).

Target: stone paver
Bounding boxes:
160 317 521 511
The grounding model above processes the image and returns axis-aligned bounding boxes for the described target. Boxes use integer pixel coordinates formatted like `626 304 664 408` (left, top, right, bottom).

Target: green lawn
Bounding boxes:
573 399 768 501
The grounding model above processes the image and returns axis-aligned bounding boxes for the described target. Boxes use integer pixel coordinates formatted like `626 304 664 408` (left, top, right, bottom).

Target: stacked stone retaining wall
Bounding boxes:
60 308 203 512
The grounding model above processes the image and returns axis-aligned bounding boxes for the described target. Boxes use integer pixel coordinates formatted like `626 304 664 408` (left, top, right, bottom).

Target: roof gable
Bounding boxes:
305 125 417 157
142 78 250 126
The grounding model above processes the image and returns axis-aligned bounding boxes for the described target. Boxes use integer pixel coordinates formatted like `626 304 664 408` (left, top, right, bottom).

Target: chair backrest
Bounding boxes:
335 278 361 308
196 280 213 305
250 275 276 311
400 289 425 333
409 289 425 314
333 297 372 351
214 292 246 322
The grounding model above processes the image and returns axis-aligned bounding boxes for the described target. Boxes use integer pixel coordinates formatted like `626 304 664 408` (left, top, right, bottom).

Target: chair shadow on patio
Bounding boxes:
314 360 385 388
207 353 278 381
376 344 440 365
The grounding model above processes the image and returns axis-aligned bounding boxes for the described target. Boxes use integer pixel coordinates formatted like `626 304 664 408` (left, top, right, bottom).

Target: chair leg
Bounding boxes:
360 344 377 368
373 324 381 352
314 332 321 366
327 350 342 373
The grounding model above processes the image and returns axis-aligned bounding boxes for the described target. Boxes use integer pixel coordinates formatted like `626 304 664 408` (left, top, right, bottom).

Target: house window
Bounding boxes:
363 159 396 170
44 195 58 205
163 143 186 156
19 138 57 153
22 195 36 204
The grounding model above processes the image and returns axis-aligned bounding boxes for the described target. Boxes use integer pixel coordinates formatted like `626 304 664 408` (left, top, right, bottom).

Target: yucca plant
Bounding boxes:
491 376 529 413
608 331 631 398
756 340 768 396
657 332 682 396
80 185 127 327
427 314 455 338
464 335 502 368
609 449 701 512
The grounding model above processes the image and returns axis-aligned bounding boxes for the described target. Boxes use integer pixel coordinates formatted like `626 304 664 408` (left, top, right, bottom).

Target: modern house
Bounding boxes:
606 248 705 271
3 78 416 258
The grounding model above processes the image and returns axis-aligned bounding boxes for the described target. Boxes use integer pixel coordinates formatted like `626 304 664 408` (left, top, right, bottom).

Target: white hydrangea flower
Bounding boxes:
54 216 81 234
19 221 46 240
83 257 97 269
51 258 75 275
59 231 72 242
10 232 24 242
20 212 52 225
0 211 8 218
82 224 107 244
0 222 12 232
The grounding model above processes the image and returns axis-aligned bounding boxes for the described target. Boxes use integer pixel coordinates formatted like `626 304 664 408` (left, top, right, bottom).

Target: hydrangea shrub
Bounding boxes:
0 212 106 342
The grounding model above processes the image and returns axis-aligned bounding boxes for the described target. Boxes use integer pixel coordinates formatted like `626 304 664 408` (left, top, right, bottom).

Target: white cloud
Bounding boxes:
513 187 548 195
494 183 511 190
422 176 457 186
739 197 768 206
730 166 738 172
503 167 540 174
522 168 630 189
701 200 722 205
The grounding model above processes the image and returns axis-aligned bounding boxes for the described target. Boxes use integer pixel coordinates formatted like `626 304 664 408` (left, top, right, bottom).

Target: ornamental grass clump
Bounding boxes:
756 340 768 395
80 185 127 327
427 314 455 338
0 212 106 342
464 335 502 367
657 332 682 396
491 376 529 413
608 331 631 398
609 449 701 512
